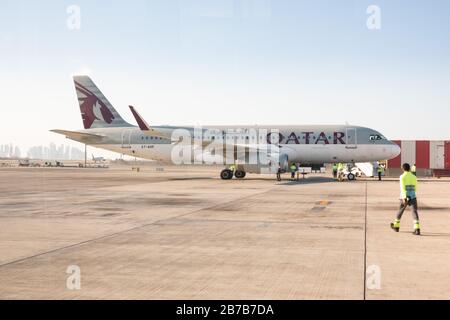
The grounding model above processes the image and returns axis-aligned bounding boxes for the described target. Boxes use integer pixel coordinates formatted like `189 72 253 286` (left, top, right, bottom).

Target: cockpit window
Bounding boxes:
369 134 386 141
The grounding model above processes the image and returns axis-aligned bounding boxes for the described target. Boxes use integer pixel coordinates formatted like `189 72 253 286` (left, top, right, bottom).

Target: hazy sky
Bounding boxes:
1 0 450 156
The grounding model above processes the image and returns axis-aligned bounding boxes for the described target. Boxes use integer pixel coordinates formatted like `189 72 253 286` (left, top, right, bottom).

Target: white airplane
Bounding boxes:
52 76 400 180
92 154 105 162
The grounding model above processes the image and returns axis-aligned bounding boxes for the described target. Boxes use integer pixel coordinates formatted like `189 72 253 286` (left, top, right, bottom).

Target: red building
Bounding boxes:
387 140 450 177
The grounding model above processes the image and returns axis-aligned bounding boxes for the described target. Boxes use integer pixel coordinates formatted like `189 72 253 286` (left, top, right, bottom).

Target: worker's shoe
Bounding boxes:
390 219 400 232
413 220 421 235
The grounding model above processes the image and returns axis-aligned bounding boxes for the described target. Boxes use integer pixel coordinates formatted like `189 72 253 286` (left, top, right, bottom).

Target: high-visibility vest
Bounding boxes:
377 166 383 173
337 163 344 170
290 165 296 172
400 172 417 199
229 165 236 171
332 164 337 170
411 165 417 173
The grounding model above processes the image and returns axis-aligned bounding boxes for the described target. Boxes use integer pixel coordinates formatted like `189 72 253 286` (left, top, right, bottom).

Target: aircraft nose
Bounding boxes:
390 143 401 158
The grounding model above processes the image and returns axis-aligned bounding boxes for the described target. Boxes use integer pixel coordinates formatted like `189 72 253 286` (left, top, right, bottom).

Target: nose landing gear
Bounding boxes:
234 170 246 179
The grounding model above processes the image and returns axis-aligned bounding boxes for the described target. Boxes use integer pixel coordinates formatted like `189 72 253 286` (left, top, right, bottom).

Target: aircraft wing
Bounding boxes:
50 129 105 144
200 142 284 157
129 106 172 140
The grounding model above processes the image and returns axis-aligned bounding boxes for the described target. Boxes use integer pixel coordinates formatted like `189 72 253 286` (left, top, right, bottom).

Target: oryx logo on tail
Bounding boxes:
75 80 115 128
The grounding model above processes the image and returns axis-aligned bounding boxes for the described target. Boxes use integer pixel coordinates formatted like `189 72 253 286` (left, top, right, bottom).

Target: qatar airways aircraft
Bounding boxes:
52 76 400 180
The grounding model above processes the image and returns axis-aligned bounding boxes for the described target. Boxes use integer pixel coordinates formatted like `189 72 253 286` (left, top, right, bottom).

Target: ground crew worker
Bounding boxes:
332 163 338 179
290 163 297 180
337 163 344 181
377 162 384 181
276 163 282 181
391 163 421 236
229 164 236 173
411 163 417 176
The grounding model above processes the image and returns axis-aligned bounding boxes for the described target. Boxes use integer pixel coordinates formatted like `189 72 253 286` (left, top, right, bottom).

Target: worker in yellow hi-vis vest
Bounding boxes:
332 163 338 179
391 163 421 236
377 162 384 181
337 163 344 182
411 163 417 176
290 163 297 180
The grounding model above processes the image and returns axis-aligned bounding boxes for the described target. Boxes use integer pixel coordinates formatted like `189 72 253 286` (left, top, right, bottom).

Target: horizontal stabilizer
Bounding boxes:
50 129 105 144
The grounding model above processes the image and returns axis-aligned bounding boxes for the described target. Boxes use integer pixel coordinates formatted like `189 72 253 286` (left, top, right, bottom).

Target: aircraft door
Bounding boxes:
436 144 444 169
346 128 357 149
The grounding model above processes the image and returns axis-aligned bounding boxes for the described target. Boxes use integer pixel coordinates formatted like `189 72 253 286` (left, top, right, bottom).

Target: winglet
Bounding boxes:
128 105 172 140
129 105 152 131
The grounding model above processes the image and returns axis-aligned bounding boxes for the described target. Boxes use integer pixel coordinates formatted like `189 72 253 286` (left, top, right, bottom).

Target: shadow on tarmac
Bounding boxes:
277 176 335 185
168 177 214 181
399 231 450 237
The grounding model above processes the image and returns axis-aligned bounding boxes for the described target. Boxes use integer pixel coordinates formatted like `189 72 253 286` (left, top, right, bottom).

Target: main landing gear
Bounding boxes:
220 169 246 180
220 169 233 180
234 170 246 179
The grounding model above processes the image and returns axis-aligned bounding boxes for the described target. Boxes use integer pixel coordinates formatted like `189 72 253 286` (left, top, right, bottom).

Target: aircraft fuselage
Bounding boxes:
66 124 400 166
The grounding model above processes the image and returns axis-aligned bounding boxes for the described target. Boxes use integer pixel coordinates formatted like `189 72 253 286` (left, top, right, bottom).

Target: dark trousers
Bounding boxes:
396 198 419 221
333 170 337 178
378 172 382 181
276 171 281 181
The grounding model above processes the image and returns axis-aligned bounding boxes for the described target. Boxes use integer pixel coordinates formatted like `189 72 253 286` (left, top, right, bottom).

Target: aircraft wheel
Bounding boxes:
347 173 356 181
235 170 246 179
220 169 233 180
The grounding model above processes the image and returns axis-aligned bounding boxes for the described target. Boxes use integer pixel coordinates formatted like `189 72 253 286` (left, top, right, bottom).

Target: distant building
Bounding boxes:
0 142 86 160
388 140 450 177
27 143 85 160
0 144 22 158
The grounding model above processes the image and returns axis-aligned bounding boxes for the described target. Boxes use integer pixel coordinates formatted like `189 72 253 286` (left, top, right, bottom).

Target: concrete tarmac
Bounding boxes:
0 166 449 299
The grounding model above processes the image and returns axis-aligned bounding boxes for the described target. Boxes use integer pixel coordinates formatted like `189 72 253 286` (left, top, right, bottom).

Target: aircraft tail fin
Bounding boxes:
73 76 132 129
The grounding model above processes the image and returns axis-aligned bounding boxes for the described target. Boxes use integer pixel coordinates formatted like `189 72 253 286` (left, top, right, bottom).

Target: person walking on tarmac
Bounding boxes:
337 163 344 181
290 163 297 180
391 163 421 235
276 163 282 181
411 163 417 176
377 162 384 181
332 163 338 179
